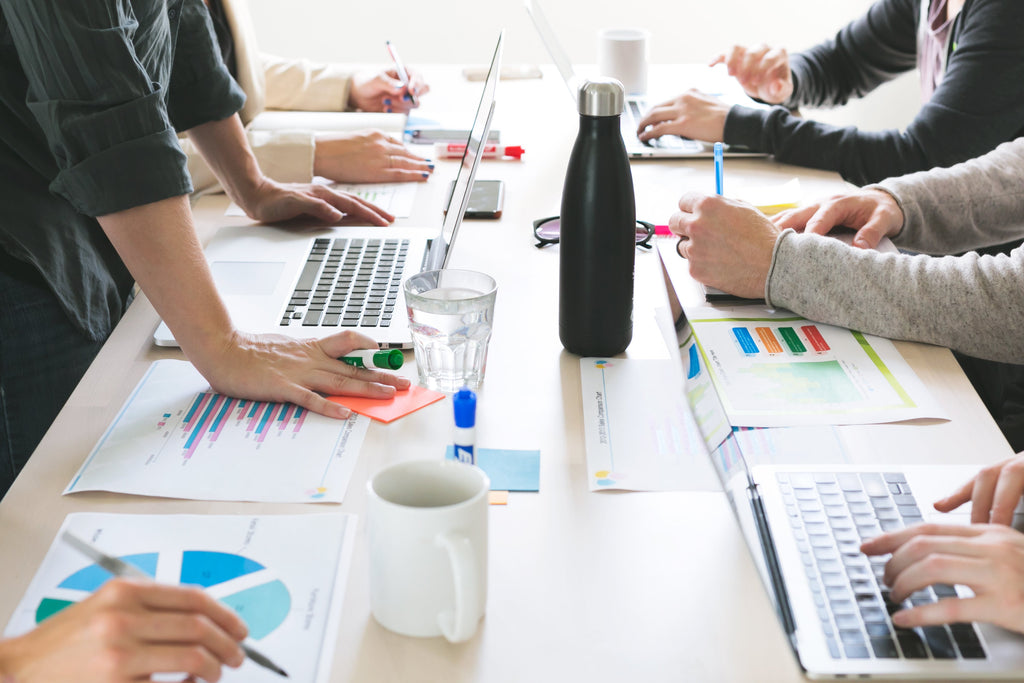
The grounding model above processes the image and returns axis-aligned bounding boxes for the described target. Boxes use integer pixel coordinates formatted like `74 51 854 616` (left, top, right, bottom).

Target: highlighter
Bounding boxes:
341 349 404 370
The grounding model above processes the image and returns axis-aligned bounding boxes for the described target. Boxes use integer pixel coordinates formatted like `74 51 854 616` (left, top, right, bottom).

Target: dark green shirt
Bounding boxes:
0 0 245 339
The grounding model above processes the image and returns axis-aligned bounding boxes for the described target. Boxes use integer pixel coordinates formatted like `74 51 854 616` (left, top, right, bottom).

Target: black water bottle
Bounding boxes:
559 78 636 356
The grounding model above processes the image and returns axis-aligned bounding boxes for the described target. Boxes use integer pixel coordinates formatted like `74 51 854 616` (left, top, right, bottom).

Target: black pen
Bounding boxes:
61 531 289 678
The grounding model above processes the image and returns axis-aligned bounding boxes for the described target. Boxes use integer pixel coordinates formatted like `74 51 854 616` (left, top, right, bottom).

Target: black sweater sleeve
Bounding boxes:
724 0 1024 186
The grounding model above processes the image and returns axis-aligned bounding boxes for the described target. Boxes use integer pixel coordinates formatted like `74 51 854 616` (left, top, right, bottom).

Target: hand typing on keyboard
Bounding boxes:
862 523 1024 636
932 453 1024 525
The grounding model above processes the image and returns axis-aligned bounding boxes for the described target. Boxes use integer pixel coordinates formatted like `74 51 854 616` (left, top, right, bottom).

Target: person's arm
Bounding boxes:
726 0 1024 185
0 579 246 682
261 53 354 112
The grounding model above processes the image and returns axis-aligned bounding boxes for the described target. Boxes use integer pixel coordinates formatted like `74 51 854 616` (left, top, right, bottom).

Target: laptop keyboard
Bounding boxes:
625 100 703 153
776 471 987 661
279 238 407 329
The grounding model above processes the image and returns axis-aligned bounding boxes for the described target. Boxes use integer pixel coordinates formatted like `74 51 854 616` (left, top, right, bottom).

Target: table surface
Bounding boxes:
0 65 1013 683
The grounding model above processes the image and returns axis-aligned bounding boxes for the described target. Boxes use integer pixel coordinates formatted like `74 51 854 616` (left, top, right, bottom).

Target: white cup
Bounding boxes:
597 28 650 96
366 460 489 642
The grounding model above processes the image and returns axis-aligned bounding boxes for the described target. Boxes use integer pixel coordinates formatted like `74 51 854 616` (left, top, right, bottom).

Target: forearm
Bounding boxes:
261 53 352 111
185 114 265 208
97 195 235 366
766 230 1024 363
878 139 1024 254
786 0 917 109
181 129 315 195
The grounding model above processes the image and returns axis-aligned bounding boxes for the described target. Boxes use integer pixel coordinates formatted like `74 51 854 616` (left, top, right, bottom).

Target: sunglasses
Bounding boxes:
532 216 655 249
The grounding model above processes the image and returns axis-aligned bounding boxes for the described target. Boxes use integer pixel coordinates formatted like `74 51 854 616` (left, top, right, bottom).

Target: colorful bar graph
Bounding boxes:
755 327 784 354
802 325 831 353
778 327 806 355
178 392 307 458
731 327 759 355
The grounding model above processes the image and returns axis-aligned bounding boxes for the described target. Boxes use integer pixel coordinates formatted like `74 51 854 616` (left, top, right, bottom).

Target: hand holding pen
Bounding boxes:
61 531 289 678
384 40 426 111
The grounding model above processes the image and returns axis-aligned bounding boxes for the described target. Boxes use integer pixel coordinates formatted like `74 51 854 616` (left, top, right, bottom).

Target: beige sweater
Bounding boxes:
181 0 355 194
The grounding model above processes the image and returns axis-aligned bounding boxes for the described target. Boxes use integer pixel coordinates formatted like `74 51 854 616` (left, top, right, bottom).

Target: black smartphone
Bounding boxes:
447 179 505 219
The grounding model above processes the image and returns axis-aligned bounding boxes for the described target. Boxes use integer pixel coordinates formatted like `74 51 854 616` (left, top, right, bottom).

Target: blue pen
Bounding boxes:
453 387 477 465
384 40 419 108
714 142 724 195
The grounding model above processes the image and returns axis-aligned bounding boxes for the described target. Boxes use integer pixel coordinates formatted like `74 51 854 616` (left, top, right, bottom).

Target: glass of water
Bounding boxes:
404 269 497 393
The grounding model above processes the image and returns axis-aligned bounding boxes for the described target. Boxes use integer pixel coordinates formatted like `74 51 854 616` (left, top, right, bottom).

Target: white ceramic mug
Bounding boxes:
366 460 489 642
596 28 650 96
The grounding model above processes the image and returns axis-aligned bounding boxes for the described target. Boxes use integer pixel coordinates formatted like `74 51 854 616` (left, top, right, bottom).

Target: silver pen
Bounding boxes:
61 531 289 678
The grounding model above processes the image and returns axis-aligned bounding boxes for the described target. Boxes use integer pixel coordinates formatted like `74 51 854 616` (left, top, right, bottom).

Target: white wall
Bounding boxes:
247 0 921 131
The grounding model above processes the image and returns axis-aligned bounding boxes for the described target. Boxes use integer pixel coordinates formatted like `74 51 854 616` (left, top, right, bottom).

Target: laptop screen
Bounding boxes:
524 0 577 101
424 31 504 271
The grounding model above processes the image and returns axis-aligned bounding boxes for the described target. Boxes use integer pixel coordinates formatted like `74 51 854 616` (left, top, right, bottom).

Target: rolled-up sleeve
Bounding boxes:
0 0 242 217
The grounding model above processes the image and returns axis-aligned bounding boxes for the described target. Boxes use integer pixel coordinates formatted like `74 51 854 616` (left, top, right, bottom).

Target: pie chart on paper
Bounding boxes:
34 550 291 640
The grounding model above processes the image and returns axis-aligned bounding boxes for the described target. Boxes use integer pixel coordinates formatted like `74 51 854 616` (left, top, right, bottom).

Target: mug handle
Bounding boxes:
434 531 481 643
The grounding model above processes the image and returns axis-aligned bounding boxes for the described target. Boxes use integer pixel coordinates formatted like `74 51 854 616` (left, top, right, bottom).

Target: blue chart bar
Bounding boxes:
210 398 234 433
687 343 701 379
248 402 260 419
732 327 759 355
185 395 220 452
256 403 276 435
184 393 205 423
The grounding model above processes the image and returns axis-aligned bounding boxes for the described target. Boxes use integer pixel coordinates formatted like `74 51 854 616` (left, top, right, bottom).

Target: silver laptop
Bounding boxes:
155 33 504 349
711 434 1024 678
524 0 765 159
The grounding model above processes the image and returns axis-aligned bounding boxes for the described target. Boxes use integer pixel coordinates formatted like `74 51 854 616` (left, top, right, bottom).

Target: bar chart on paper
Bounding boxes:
64 360 369 502
686 304 947 427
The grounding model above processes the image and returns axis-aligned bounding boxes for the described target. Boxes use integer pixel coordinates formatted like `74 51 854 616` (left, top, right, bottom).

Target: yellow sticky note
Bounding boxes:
732 178 801 215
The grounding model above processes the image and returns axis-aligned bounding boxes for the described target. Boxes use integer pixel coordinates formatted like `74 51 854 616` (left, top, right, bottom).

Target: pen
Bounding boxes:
453 387 477 465
433 142 525 160
61 531 290 679
341 348 404 370
714 141 724 195
384 40 419 107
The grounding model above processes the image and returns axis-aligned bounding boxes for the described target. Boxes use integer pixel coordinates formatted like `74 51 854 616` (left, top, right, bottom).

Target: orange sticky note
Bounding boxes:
488 491 509 505
327 385 445 423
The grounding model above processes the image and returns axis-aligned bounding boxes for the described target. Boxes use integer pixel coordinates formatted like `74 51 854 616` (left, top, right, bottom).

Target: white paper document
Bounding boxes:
226 179 418 218
4 512 356 683
579 322 852 492
65 360 369 503
685 304 947 427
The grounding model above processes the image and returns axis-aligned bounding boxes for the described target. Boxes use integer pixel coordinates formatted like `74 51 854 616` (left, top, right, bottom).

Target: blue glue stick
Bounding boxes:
453 387 477 465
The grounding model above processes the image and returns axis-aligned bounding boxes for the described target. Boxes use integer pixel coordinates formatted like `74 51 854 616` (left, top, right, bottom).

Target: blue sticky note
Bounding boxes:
444 447 540 492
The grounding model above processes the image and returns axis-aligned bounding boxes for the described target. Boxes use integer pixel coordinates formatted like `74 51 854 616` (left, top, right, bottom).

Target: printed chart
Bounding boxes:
36 550 290 640
5 513 356 683
65 360 369 502
686 304 946 427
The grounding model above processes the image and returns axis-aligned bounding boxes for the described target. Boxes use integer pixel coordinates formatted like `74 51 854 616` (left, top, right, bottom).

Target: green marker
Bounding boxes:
341 348 404 370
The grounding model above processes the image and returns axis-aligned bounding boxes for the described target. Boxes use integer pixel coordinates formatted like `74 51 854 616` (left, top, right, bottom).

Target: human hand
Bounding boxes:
349 68 429 113
237 177 394 227
772 189 904 250
0 578 247 683
931 455 1024 525
861 523 1024 634
314 130 434 184
669 192 779 298
636 90 730 144
187 330 411 421
710 44 793 104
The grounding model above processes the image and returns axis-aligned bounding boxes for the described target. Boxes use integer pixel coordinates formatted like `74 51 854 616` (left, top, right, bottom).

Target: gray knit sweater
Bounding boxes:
766 138 1024 363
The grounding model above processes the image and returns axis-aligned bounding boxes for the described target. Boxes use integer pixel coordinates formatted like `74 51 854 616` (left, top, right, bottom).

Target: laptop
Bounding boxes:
524 0 765 159
712 436 1024 678
154 32 504 349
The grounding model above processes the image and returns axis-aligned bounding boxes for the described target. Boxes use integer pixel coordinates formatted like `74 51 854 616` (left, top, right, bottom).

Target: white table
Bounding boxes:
0 66 1012 683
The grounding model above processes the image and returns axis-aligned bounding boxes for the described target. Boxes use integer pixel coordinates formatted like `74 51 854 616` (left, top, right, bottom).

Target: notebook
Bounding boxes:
524 0 765 159
154 32 504 349
714 440 1024 678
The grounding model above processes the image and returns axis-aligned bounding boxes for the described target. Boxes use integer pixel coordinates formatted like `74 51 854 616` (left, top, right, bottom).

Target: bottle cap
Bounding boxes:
577 78 625 117
453 387 477 428
373 349 404 370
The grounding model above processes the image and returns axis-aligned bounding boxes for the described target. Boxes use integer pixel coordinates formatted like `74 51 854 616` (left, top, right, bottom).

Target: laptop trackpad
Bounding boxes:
211 261 285 296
